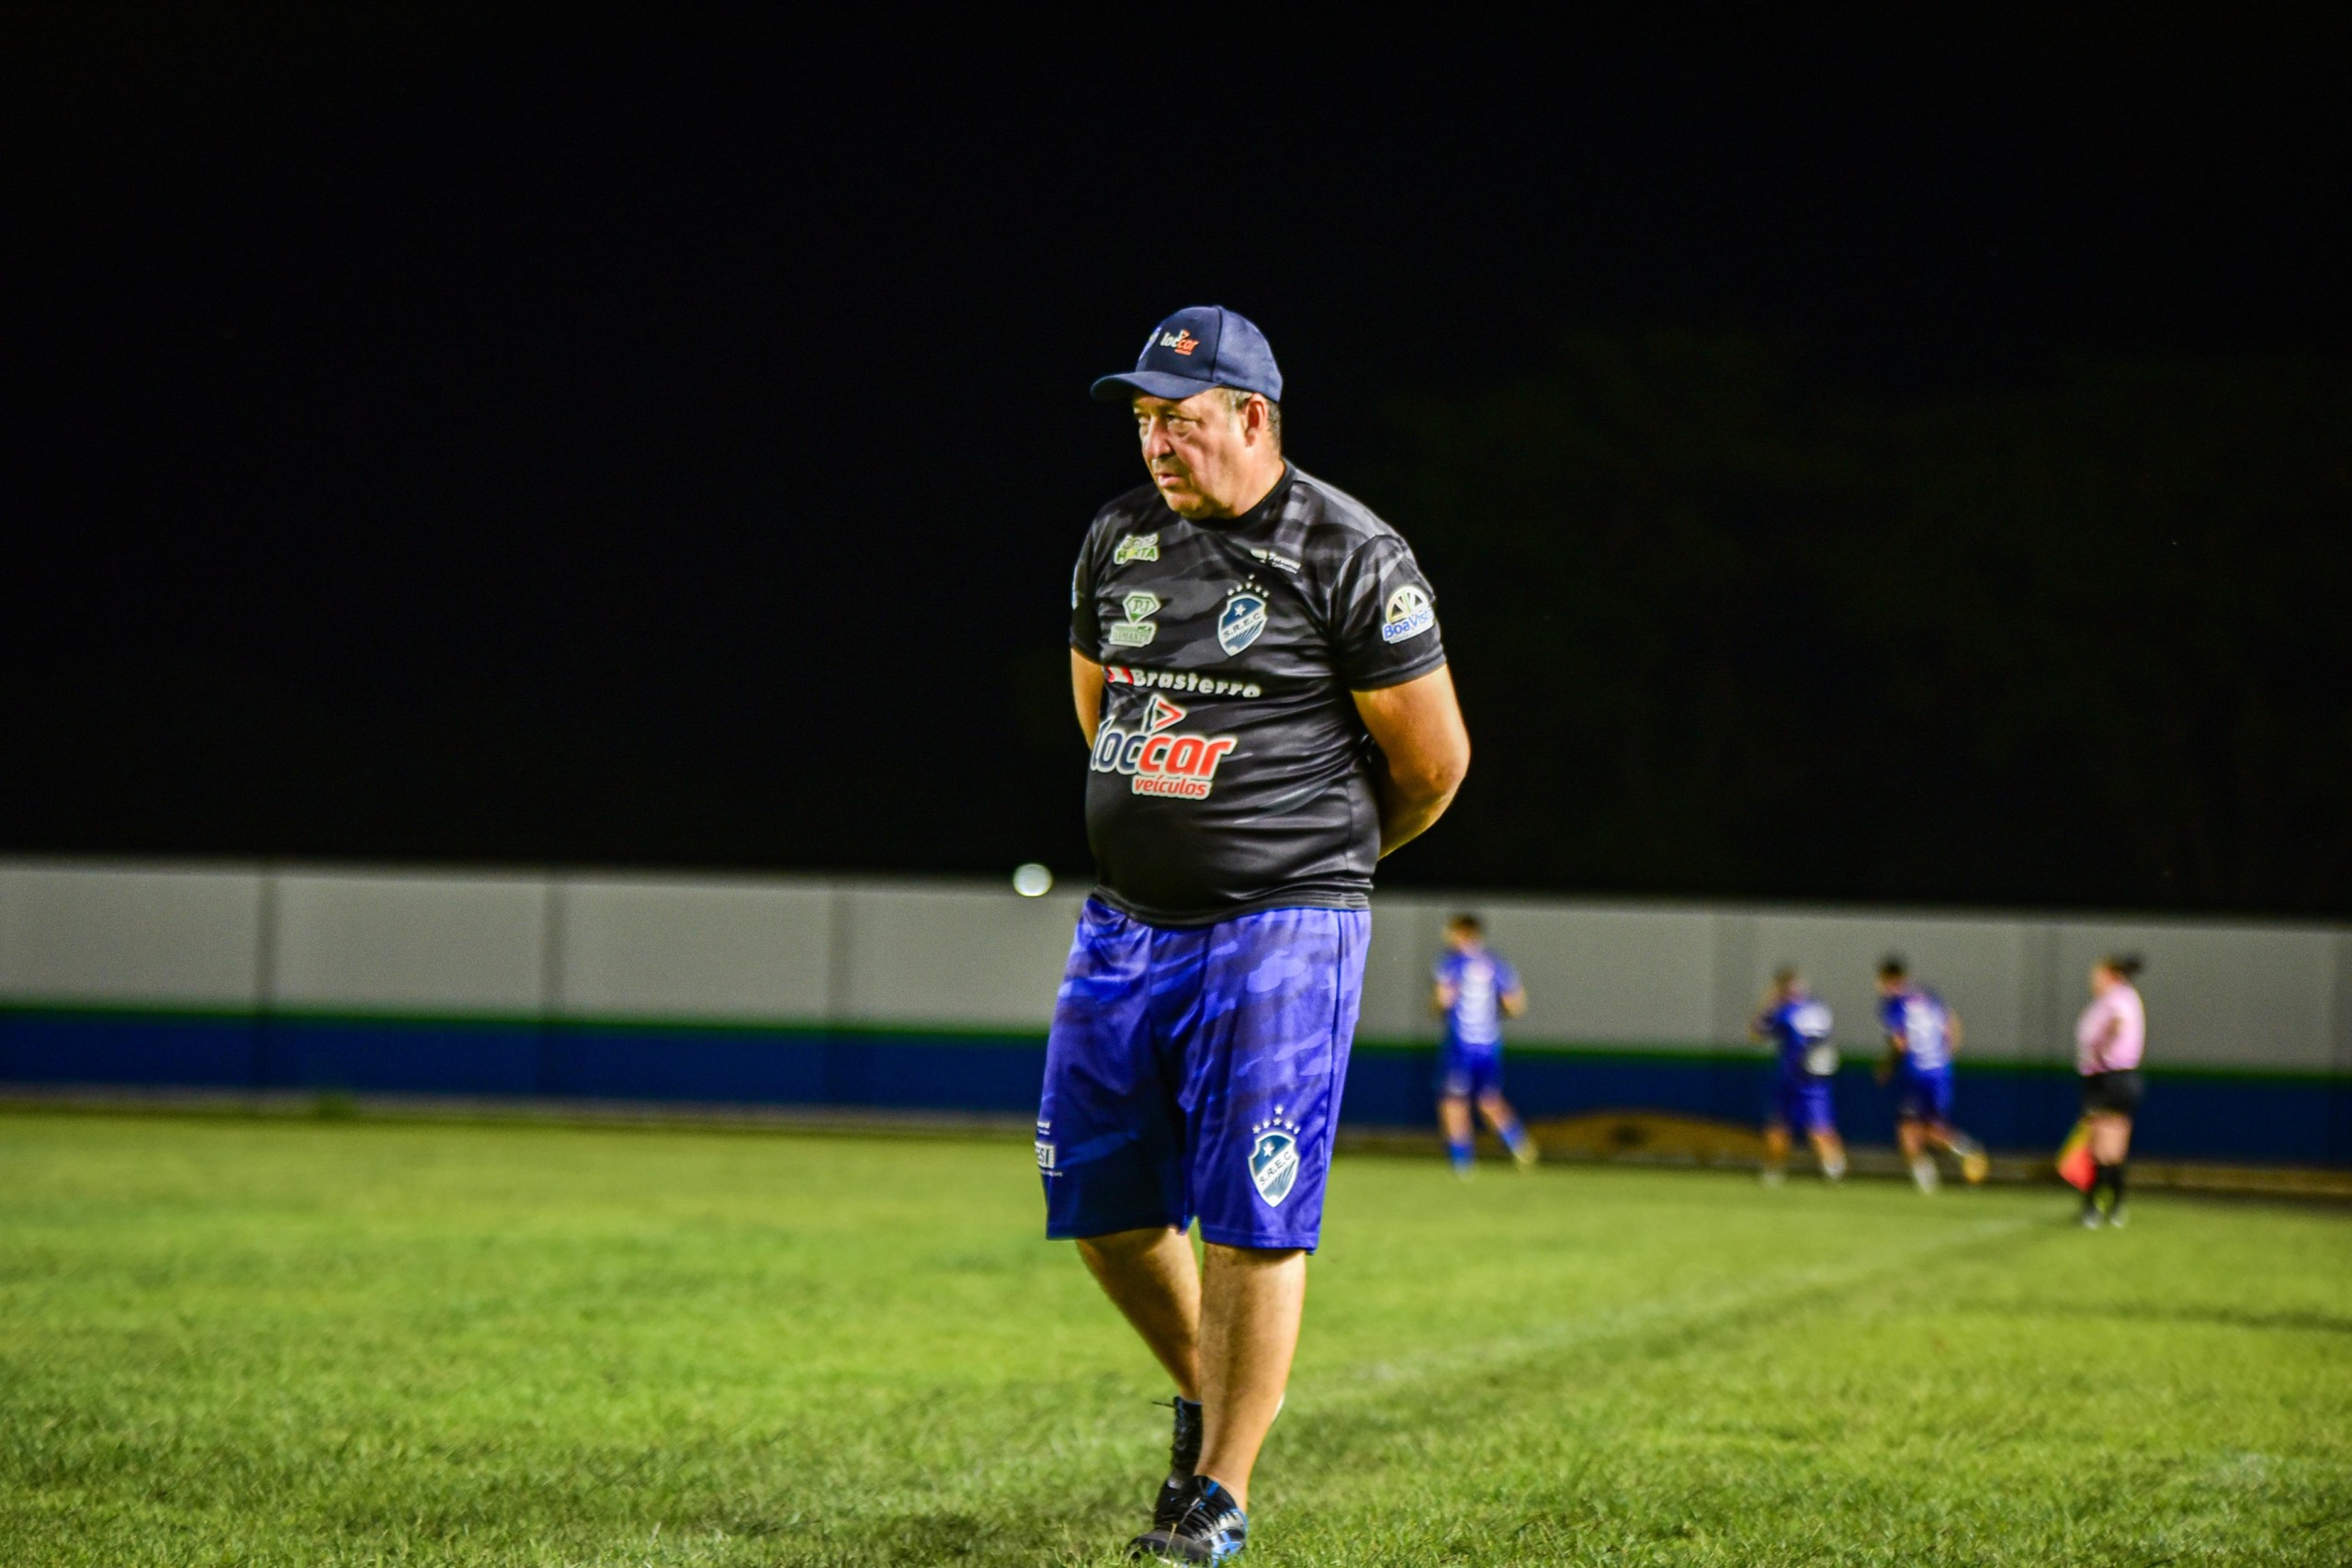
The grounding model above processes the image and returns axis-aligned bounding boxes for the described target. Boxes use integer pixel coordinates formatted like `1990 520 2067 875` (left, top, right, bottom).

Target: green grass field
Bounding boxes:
3 1114 2348 1566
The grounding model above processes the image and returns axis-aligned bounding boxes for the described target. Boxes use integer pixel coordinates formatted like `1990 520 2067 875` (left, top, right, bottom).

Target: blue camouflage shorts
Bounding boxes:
1036 898 1367 1252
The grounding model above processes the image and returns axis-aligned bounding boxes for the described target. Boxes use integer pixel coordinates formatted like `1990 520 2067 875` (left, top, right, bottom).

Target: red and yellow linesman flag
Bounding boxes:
2055 1119 2097 1191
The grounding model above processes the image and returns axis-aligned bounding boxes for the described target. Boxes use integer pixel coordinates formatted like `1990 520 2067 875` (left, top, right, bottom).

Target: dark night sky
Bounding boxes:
7 14 2349 912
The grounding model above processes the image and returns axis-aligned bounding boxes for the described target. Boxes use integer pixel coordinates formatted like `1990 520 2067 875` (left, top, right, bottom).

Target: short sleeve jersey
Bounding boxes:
1070 465 1447 925
1881 988 1953 1073
1434 948 1518 1051
2075 985 2145 1074
1758 995 1836 1077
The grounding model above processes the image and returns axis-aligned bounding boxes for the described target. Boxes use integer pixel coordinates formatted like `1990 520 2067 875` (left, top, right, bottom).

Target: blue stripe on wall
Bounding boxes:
1340 1049 2352 1167
0 1012 264 1090
3 1011 2344 1166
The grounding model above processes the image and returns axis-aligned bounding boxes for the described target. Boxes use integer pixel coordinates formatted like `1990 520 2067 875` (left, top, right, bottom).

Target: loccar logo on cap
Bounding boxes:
1159 330 1200 356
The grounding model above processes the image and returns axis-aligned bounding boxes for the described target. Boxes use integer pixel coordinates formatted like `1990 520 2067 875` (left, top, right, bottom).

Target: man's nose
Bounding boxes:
1140 421 1175 458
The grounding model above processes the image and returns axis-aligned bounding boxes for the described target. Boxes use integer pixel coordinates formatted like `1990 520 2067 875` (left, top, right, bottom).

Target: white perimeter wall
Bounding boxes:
3 858 2347 1074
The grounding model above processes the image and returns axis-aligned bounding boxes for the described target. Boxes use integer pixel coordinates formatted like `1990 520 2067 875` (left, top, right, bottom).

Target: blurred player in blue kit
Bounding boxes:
1752 966 1847 1185
1875 955 1989 1191
1430 914 1536 1176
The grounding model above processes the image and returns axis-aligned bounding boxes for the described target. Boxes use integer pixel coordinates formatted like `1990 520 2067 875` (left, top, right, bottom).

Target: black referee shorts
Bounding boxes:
2081 1069 2144 1117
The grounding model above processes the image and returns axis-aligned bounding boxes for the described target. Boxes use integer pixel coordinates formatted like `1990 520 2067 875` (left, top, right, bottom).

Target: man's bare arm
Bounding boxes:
1071 649 1104 748
1351 665 1470 858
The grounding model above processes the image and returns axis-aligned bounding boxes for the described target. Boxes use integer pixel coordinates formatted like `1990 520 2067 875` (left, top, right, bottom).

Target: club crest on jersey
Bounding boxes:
1113 533 1159 565
1248 1110 1304 1207
1108 590 1160 648
1380 584 1436 644
1089 691 1238 800
1217 589 1269 656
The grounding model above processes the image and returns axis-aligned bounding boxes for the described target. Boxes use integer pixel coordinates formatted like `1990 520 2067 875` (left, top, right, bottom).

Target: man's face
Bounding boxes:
1134 389 1256 519
1446 925 1480 953
1877 975 1902 997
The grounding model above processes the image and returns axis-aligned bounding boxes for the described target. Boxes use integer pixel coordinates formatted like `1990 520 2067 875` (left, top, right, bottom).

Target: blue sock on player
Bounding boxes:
1497 1118 1530 1158
1447 1135 1474 1173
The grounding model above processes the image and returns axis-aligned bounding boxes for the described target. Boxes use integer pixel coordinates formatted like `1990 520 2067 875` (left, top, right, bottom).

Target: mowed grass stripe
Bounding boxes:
1312 1213 2040 1397
1 1115 2347 1566
1272 1167 2350 1566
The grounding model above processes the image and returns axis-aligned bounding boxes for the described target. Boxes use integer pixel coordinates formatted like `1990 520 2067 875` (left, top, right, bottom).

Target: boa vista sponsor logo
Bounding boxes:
1381 584 1436 644
1089 694 1237 800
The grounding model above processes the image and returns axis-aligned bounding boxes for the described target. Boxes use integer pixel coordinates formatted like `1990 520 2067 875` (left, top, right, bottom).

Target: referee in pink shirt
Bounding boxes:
2075 954 2146 1227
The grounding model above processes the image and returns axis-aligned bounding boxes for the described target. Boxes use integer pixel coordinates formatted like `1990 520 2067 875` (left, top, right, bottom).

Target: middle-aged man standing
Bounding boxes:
1036 305 1471 1562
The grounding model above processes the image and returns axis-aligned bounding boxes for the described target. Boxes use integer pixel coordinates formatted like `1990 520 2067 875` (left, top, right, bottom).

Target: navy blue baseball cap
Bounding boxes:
1091 305 1284 404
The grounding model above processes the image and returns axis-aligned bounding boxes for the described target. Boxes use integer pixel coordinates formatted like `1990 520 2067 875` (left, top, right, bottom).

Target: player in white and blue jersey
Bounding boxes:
1432 914 1535 1176
1875 955 1989 1192
1751 966 1847 1185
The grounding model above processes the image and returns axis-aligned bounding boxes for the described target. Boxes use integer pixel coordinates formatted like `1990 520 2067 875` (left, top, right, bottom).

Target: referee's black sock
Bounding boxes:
2108 1163 2127 1204
2086 1163 2113 1211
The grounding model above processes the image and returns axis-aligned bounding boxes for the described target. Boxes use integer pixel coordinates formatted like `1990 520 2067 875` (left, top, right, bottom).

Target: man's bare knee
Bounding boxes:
1204 1241 1305 1269
1077 1224 1184 1269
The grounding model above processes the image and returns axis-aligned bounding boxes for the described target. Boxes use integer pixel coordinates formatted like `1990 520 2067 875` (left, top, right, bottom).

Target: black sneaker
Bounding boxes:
1151 1397 1204 1529
1130 1475 1249 1562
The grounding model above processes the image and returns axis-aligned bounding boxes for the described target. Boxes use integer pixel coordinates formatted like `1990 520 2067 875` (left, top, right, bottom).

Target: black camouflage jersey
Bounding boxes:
1069 465 1447 925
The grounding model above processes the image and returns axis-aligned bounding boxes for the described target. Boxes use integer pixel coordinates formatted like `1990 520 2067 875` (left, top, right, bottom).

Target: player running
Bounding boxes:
1751 966 1847 1185
1431 914 1535 1177
1043 306 1470 1562
1874 956 1990 1192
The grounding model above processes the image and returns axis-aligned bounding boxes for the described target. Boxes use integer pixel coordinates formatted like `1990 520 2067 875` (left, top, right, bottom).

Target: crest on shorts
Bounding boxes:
1248 1110 1304 1207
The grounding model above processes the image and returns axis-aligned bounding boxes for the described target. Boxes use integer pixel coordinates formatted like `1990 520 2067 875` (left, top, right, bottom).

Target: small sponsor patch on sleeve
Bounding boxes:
1380 584 1437 644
